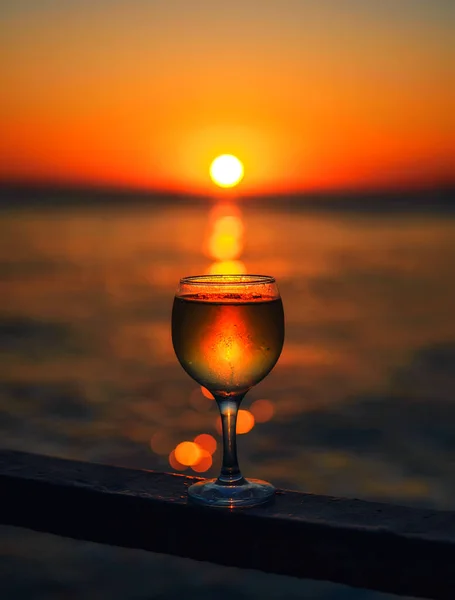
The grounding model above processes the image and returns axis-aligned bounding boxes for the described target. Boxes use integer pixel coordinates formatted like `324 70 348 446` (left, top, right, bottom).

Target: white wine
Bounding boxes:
172 293 284 396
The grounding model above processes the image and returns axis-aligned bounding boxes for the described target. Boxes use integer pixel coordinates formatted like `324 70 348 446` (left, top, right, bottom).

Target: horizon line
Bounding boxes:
1 177 454 200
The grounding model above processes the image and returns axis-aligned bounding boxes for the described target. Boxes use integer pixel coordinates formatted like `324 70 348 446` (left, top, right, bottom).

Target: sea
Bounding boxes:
1 192 454 599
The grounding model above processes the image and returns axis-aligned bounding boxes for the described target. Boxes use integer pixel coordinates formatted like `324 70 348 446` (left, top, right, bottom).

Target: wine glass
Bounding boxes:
171 274 284 508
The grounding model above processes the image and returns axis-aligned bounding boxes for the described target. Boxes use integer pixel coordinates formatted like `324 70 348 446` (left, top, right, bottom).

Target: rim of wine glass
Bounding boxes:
180 274 276 286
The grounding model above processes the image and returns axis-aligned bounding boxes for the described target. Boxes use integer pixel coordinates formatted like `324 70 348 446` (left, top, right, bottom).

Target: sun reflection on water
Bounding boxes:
206 203 246 275
164 202 276 474
208 259 246 275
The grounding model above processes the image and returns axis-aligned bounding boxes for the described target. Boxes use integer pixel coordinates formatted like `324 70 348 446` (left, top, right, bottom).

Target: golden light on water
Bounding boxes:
208 215 244 261
213 215 244 238
208 231 243 261
208 202 242 222
209 154 244 188
208 259 246 275
206 202 246 275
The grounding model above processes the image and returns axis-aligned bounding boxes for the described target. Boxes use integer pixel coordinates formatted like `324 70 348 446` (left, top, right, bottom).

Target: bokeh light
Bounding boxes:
194 433 217 455
174 441 201 466
200 386 215 400
250 399 275 423
169 449 187 471
169 434 217 474
191 450 213 473
237 409 255 434
215 409 255 435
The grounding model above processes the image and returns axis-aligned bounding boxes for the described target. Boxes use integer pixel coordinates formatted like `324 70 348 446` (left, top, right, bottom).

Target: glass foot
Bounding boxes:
188 478 275 508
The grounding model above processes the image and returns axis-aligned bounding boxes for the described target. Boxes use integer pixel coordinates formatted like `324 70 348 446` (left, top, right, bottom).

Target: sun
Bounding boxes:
209 154 244 188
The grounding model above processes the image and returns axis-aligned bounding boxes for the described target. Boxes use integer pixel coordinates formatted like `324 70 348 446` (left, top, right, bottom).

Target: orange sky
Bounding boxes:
1 0 453 194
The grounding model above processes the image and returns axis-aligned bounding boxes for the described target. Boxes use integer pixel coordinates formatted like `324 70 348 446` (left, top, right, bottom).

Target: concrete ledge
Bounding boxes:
1 449 454 599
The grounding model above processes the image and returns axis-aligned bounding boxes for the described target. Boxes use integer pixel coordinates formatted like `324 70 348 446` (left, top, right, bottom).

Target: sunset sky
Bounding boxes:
1 0 453 194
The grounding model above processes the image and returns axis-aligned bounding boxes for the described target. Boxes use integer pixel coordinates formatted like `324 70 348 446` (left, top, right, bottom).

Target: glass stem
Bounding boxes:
215 393 246 485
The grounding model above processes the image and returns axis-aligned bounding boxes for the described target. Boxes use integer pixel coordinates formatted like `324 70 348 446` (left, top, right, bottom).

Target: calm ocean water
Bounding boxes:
1 199 455 599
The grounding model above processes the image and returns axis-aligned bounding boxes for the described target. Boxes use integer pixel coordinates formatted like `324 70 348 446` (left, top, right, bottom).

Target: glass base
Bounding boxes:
188 478 275 508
